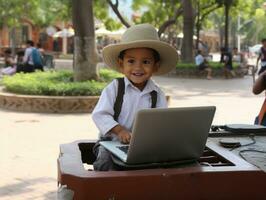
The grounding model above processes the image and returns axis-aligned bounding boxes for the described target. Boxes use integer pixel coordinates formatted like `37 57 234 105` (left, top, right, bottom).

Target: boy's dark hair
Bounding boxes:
4 49 11 54
233 47 238 50
118 48 160 63
26 40 34 46
261 38 266 43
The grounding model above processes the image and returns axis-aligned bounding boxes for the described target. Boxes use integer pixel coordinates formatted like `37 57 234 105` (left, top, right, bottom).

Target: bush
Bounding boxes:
176 61 238 69
2 69 122 96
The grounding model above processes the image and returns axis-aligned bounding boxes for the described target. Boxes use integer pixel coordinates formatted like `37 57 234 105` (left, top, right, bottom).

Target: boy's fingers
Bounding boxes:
128 134 131 142
119 136 124 143
124 136 130 144
121 136 127 144
119 132 131 144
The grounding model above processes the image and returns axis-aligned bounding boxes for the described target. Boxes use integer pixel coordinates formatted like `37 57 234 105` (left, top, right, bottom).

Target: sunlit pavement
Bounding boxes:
0 74 264 199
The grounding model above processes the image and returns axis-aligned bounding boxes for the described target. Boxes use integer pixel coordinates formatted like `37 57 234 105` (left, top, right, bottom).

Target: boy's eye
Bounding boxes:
127 59 134 64
143 60 151 65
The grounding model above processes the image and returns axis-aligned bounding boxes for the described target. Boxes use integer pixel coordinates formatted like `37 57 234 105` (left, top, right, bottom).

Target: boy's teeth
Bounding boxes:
133 73 143 76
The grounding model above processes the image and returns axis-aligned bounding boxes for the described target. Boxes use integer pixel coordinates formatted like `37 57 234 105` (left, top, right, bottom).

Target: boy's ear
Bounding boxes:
118 58 124 72
117 58 123 73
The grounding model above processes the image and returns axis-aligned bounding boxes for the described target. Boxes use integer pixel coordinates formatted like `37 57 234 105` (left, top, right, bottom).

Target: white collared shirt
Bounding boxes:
23 47 34 65
92 77 167 139
195 54 204 66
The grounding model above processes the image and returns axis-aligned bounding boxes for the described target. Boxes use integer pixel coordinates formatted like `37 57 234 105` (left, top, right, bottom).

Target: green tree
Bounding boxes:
0 0 72 54
234 0 266 45
132 0 182 37
195 0 223 50
0 0 40 54
217 0 238 48
206 0 266 48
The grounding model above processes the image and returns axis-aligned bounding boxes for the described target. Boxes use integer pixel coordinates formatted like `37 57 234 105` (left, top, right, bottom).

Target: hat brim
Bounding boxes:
102 40 178 75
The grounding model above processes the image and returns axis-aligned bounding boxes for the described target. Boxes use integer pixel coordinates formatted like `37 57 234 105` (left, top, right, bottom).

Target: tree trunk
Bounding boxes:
195 0 200 50
231 20 237 48
224 4 229 49
181 0 194 63
10 27 16 56
219 27 224 49
72 0 99 81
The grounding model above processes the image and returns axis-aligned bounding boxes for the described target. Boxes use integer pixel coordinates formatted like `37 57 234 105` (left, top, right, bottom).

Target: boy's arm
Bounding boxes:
92 80 131 143
92 81 119 135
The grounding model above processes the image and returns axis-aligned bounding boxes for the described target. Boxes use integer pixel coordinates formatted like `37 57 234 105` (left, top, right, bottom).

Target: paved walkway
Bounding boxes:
0 75 264 199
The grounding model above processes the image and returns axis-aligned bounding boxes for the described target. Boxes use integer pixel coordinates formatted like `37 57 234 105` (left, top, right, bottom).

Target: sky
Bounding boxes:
110 0 133 20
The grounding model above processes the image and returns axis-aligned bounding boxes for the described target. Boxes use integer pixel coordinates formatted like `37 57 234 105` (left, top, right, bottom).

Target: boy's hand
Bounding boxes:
117 129 131 144
111 125 132 144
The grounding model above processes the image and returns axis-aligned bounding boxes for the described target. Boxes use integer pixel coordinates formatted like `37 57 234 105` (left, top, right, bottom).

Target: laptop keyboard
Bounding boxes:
117 145 129 154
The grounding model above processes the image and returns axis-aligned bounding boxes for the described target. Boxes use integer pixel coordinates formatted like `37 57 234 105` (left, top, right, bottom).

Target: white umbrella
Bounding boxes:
53 28 74 55
96 27 126 39
95 27 112 36
108 29 126 39
53 28 74 38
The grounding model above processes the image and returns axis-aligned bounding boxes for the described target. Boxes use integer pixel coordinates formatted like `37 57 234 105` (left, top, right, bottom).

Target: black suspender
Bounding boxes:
113 78 125 121
113 78 157 121
150 90 157 108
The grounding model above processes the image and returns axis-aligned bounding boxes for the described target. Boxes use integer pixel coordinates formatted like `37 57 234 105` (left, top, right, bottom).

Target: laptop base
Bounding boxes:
111 154 198 170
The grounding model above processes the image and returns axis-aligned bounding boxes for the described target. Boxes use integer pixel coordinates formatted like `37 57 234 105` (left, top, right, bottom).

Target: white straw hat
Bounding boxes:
102 24 178 75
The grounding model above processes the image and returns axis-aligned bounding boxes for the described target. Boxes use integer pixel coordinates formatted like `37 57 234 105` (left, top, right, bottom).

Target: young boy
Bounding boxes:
92 24 178 171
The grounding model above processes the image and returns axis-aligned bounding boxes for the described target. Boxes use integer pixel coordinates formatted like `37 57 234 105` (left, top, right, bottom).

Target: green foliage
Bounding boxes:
176 61 238 69
34 0 72 27
0 0 72 28
0 0 39 27
100 68 123 82
94 0 123 31
207 0 266 45
132 0 181 27
104 18 123 30
2 69 121 96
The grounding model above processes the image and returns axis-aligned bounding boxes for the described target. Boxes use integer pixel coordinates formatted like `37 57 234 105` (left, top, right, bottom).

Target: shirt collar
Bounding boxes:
124 77 159 94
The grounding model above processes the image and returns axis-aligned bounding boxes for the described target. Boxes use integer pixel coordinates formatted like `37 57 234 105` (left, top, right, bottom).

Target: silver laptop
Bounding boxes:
100 106 216 165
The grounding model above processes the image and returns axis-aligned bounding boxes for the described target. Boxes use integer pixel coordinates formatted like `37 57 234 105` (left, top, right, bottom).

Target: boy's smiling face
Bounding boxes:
118 48 159 90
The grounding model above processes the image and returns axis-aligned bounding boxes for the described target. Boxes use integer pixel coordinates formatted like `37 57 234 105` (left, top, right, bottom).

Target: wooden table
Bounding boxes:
58 138 266 200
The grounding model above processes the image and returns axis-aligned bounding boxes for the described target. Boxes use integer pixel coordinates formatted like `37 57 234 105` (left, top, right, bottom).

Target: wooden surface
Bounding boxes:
58 139 266 200
209 136 266 172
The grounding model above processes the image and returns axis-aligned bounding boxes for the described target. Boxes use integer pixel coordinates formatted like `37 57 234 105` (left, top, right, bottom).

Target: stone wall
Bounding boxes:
0 89 171 113
0 90 99 113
